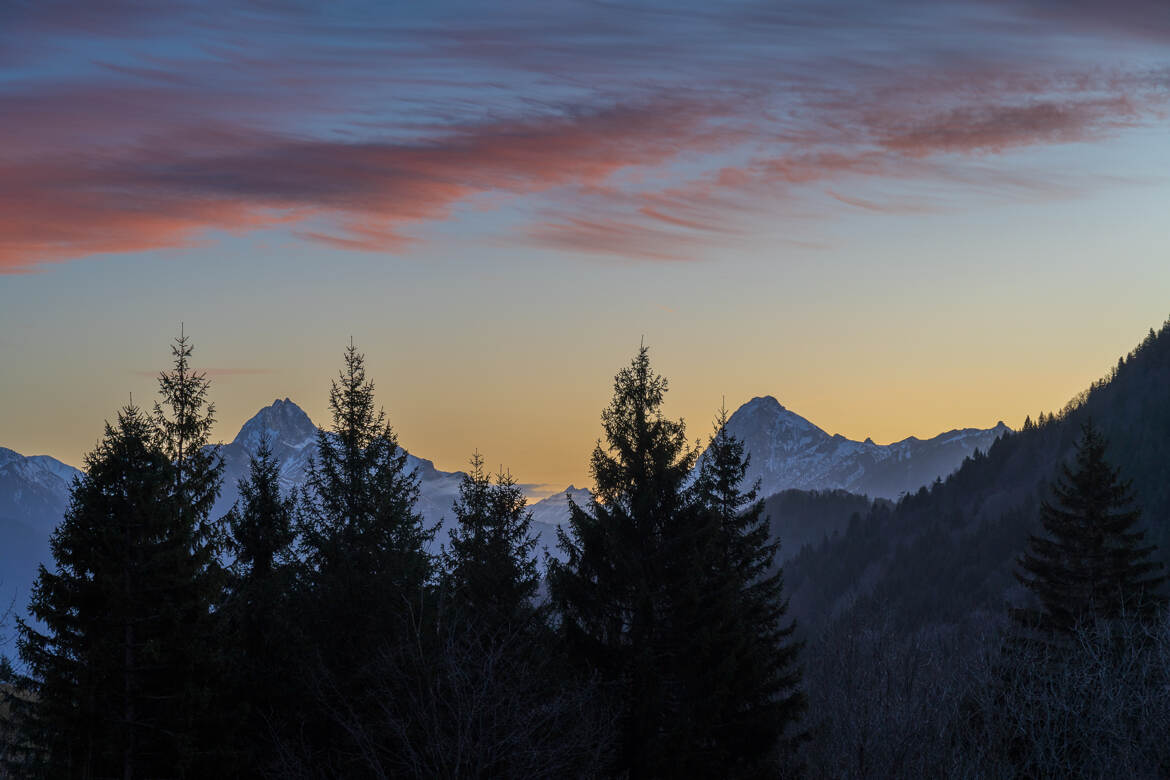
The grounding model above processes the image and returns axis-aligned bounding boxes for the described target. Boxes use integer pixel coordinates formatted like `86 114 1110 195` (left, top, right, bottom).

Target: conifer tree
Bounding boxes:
293 342 435 766
150 329 226 770
299 341 433 605
11 332 227 776
153 326 222 545
227 435 296 600
676 405 805 776
548 344 700 777
220 436 297 772
440 451 539 625
1014 420 1166 638
15 405 194 776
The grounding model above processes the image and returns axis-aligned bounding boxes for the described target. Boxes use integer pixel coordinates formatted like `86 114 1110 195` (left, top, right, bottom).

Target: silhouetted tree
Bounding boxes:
299 341 433 607
226 435 296 611
220 435 297 773
1014 419 1166 639
440 451 539 626
673 404 805 776
151 329 227 770
548 344 700 777
14 404 215 777
272 612 616 779
293 341 435 770
153 327 223 553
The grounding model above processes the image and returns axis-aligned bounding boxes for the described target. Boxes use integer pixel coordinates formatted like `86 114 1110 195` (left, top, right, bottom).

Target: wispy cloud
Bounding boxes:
0 0 1166 270
876 97 1147 156
0 97 735 270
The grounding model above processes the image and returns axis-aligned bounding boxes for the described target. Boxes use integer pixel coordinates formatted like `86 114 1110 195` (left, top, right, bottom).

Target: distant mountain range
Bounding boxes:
723 396 1010 500
0 395 1007 655
209 398 567 559
0 447 82 648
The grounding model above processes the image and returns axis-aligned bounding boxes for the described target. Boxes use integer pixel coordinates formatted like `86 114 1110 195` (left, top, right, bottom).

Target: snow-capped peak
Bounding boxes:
231 398 317 451
716 396 1011 500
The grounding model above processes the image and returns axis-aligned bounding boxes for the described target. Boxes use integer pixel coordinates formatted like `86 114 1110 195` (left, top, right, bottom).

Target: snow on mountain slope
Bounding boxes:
211 400 579 558
529 486 593 529
211 398 318 519
718 396 1010 500
0 448 84 655
0 447 82 534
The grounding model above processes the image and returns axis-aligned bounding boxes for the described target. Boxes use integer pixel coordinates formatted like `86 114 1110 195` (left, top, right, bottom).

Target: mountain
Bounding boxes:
784 318 1170 636
0 388 1017 657
0 447 81 533
529 485 593 529
0 448 83 651
722 396 1010 500
0 402 579 657
211 399 574 559
211 398 319 521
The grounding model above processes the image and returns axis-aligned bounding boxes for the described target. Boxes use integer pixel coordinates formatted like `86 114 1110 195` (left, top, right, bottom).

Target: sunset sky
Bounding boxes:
2 0 1168 495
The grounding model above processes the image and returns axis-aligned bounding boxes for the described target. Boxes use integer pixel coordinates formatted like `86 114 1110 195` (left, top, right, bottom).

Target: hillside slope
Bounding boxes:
786 317 1170 634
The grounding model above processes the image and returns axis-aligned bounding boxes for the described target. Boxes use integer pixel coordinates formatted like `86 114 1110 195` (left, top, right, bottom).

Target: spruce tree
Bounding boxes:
150 329 226 771
226 435 296 603
299 341 433 606
12 331 226 777
548 344 699 777
1014 419 1166 638
440 451 539 625
293 341 435 766
676 405 805 776
153 327 222 547
220 436 297 772
15 406 192 776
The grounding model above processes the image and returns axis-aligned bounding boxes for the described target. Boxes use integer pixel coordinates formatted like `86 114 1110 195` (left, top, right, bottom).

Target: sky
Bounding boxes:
1 0 1168 496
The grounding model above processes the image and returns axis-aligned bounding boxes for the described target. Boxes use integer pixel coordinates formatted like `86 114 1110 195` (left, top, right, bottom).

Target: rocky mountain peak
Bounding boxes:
232 398 317 450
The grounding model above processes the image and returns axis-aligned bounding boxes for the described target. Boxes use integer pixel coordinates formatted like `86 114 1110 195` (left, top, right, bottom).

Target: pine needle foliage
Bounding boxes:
1014 419 1166 638
549 345 702 777
292 342 436 770
440 451 540 626
298 341 434 603
678 404 806 776
15 332 227 777
220 436 298 773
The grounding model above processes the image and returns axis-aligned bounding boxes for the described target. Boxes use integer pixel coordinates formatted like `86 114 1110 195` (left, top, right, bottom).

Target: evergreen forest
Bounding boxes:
3 318 1170 778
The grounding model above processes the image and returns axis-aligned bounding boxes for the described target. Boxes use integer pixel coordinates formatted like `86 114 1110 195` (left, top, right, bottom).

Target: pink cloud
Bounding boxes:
0 98 740 271
516 83 1163 261
2 2 1166 271
527 216 715 263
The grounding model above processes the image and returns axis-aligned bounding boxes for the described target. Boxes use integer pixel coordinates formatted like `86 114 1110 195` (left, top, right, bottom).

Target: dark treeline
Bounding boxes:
3 320 1170 778
788 318 1170 776
0 338 803 778
788 318 1170 636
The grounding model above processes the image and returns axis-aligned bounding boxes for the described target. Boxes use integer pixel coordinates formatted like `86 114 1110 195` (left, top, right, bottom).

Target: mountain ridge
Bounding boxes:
721 395 1009 500
1 392 1014 657
784 318 1170 636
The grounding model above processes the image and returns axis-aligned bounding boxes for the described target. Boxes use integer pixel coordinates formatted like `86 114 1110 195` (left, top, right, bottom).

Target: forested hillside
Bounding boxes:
787 317 1170 634
762 488 878 563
